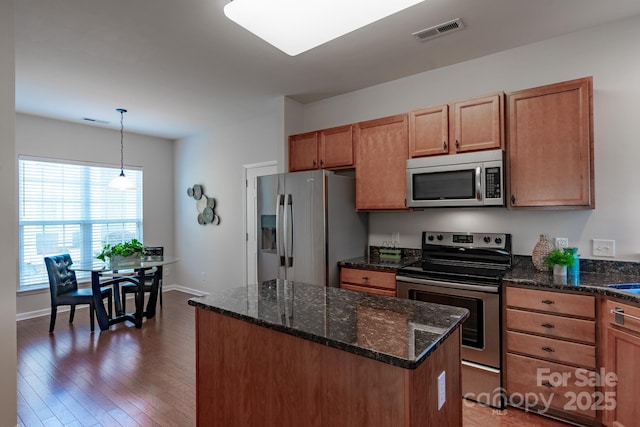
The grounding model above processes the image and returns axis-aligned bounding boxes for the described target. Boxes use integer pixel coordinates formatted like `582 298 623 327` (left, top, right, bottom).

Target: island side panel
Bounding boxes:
195 308 462 427
406 327 462 426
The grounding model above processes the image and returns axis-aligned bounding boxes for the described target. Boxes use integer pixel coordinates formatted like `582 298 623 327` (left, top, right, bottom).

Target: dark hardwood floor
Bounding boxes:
17 290 569 426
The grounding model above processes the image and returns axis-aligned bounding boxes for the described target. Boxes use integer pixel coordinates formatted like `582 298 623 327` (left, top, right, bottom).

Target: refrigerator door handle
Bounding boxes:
283 194 293 268
276 193 285 267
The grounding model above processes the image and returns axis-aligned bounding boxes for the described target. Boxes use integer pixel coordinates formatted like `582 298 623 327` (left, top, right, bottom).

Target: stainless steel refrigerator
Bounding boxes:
257 170 368 287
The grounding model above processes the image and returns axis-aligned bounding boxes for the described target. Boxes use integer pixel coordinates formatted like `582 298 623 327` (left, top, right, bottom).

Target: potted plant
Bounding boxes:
97 238 145 266
543 248 578 276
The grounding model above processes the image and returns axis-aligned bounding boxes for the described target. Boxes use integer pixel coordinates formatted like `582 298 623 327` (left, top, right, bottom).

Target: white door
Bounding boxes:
244 162 278 285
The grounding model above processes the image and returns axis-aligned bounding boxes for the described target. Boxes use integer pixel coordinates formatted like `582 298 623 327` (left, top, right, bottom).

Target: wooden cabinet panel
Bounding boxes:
507 77 594 209
506 330 596 368
288 131 318 171
506 308 596 344
408 105 449 157
340 283 396 297
506 286 595 318
603 321 640 427
340 267 396 290
355 114 409 210
319 125 353 169
452 93 504 153
506 353 597 419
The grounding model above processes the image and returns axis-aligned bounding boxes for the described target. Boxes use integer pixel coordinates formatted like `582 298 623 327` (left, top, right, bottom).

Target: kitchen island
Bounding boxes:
188 280 468 427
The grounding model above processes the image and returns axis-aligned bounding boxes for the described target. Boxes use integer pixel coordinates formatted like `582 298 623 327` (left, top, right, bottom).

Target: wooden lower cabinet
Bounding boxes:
504 285 600 426
601 300 640 426
340 267 396 297
196 309 463 426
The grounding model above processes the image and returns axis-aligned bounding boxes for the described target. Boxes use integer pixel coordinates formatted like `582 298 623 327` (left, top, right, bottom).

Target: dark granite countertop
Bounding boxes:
338 256 420 272
188 279 469 369
503 256 640 305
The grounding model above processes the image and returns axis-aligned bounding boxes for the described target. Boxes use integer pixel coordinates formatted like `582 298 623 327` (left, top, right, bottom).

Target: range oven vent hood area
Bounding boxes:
405 149 505 209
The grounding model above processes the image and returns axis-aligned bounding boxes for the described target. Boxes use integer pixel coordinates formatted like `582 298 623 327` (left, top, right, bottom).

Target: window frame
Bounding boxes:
17 155 143 291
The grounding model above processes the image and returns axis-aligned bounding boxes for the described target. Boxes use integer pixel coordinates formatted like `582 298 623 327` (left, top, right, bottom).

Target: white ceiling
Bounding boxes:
14 0 640 140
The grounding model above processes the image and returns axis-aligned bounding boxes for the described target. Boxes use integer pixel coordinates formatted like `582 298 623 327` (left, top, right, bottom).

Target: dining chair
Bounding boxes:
121 246 164 313
44 254 113 333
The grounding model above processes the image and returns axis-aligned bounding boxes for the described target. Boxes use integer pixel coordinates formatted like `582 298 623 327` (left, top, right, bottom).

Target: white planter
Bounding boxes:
110 254 142 268
553 264 567 276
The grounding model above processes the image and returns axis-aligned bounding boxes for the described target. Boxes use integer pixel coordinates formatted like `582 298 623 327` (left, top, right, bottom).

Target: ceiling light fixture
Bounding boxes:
223 0 425 56
108 108 136 191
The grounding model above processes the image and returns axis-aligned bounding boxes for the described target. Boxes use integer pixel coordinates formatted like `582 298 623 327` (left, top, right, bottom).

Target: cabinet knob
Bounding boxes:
511 195 516 205
541 300 555 305
455 139 459 148
541 346 555 353
320 159 324 167
541 323 555 329
362 276 369 280
541 382 554 388
312 160 317 166
443 141 447 151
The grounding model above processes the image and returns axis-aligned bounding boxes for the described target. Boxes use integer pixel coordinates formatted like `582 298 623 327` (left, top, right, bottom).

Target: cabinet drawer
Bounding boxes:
340 283 396 297
506 330 596 369
340 268 396 290
506 308 595 344
606 299 640 336
506 287 595 318
506 353 596 419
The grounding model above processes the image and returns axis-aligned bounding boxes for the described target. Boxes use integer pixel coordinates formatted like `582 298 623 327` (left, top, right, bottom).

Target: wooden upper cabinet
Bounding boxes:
288 131 318 172
355 114 409 210
507 77 594 209
452 93 504 153
318 124 353 169
408 93 504 158
288 125 354 171
409 105 449 157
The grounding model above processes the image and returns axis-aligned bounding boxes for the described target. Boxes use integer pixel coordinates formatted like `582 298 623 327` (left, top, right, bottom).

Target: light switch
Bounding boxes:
592 239 615 257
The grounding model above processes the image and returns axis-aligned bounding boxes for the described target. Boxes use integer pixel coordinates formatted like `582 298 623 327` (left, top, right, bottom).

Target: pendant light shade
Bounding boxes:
223 0 425 56
108 108 137 190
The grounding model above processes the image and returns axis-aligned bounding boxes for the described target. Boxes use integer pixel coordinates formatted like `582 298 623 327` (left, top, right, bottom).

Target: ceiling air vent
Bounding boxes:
412 18 464 42
82 117 110 125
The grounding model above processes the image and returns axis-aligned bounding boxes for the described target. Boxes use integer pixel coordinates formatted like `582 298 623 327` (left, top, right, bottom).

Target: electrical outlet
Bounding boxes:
437 371 446 410
555 238 569 248
592 239 615 257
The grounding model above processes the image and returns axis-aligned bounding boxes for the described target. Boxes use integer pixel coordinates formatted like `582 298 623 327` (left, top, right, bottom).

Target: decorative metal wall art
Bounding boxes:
187 184 220 225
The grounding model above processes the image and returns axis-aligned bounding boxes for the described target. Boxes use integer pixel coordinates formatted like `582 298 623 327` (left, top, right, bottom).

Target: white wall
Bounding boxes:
0 0 18 423
299 15 640 261
15 114 175 317
173 97 285 292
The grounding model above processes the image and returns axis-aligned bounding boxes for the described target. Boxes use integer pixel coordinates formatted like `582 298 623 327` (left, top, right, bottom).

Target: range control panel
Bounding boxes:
422 231 510 249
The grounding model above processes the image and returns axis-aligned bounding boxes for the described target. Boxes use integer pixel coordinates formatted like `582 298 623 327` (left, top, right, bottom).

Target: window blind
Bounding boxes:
18 156 143 289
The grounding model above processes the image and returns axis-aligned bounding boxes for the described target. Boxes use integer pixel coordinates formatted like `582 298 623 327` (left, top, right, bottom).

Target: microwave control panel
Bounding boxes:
485 167 501 199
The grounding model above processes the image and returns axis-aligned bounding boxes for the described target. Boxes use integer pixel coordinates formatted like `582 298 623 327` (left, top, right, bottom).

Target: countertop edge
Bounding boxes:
188 298 469 370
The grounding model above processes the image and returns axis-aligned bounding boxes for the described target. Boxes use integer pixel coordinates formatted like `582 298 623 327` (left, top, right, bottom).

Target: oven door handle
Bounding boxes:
396 275 499 294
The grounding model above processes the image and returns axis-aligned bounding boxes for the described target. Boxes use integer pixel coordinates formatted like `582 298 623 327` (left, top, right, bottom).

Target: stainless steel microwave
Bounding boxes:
406 149 504 208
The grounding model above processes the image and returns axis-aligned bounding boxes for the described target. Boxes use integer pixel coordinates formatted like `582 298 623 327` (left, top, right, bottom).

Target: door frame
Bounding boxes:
243 161 278 286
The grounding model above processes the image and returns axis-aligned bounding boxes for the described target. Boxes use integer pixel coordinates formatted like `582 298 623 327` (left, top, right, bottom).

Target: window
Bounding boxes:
18 156 143 290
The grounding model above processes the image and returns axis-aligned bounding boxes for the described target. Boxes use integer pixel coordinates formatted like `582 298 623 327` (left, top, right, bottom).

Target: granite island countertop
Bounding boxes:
188 279 468 369
504 256 640 305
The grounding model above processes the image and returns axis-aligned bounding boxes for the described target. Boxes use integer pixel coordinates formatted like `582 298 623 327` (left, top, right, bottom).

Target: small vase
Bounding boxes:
532 234 554 272
553 264 567 276
565 247 580 277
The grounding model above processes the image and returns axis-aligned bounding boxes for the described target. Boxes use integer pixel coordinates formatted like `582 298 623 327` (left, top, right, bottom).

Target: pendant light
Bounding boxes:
108 108 136 190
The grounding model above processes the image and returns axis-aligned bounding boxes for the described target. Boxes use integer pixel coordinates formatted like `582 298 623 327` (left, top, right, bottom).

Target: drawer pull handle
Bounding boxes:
541 346 555 353
362 276 369 280
541 381 554 388
611 307 640 325
541 323 555 329
541 300 555 305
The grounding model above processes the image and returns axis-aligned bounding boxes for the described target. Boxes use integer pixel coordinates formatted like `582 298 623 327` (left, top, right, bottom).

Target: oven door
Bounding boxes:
396 277 500 369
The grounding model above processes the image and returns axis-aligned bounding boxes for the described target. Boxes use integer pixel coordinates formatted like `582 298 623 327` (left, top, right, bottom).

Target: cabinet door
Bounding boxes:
507 77 594 209
452 93 504 153
319 125 353 169
288 131 318 171
408 105 449 157
355 114 409 210
605 326 640 427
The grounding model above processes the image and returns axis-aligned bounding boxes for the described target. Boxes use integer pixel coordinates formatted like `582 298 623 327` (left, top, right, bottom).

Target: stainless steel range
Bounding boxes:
396 231 512 408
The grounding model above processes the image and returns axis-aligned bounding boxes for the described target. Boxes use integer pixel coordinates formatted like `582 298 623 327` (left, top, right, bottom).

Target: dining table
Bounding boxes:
70 256 179 331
